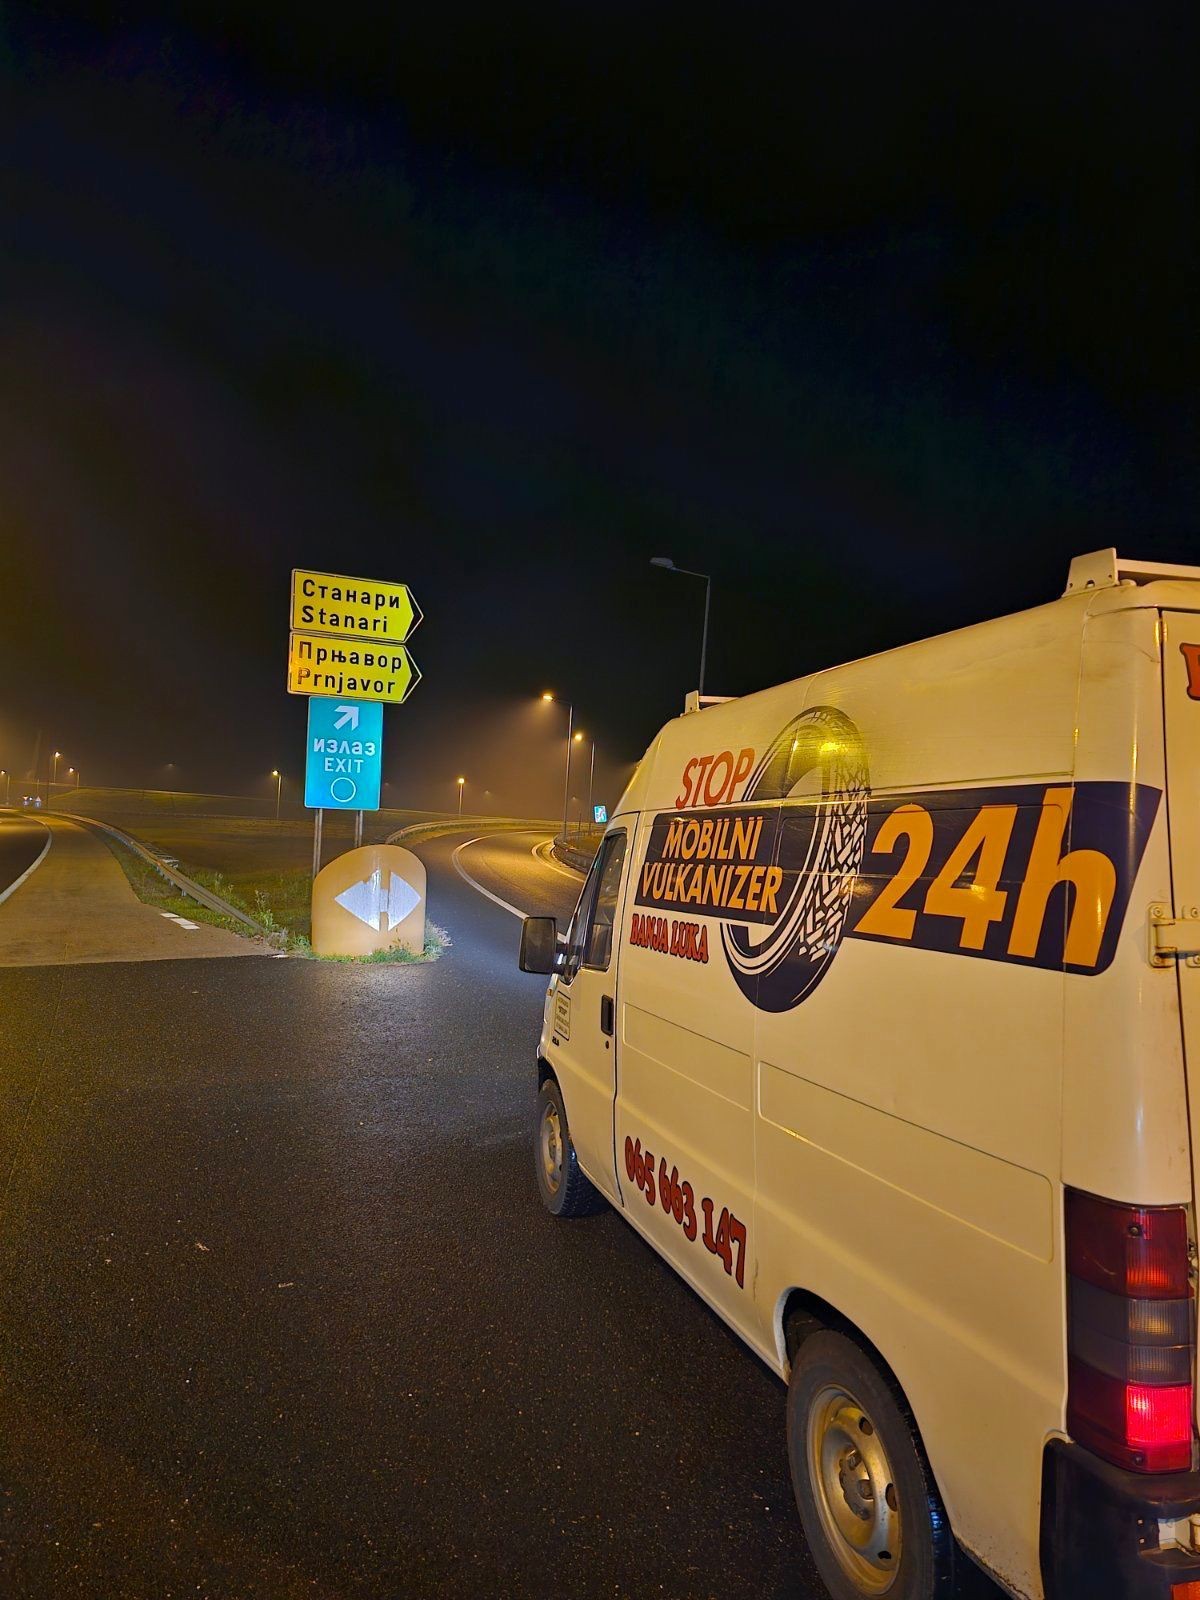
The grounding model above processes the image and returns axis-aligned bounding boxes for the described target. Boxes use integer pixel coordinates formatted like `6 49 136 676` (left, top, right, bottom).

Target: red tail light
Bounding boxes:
1066 1189 1195 1473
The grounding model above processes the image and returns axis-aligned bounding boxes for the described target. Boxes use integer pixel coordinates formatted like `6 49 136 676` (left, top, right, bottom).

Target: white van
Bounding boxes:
519 550 1200 1600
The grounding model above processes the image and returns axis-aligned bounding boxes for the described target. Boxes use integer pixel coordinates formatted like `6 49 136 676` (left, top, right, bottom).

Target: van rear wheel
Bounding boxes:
534 1079 603 1218
787 1331 972 1600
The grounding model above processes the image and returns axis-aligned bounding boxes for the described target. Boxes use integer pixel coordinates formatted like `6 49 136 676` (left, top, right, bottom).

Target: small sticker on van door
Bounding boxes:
634 706 1162 1012
552 989 571 1042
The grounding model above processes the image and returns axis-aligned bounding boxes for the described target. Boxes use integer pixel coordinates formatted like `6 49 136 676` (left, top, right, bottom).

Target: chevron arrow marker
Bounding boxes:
334 869 422 932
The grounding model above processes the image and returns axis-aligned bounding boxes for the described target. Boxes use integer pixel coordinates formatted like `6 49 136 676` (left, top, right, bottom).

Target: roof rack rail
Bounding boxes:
1064 548 1200 596
683 691 736 714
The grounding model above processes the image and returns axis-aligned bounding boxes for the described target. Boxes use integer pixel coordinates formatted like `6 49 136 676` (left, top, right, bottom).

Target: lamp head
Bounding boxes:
650 556 674 569
541 692 554 702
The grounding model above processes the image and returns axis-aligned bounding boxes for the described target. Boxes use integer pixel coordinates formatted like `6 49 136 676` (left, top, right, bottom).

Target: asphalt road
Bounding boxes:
0 825 828 1600
0 813 50 899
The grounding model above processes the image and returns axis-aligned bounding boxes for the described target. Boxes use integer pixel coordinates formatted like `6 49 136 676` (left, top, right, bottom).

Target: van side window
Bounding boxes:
562 847 606 979
581 833 627 971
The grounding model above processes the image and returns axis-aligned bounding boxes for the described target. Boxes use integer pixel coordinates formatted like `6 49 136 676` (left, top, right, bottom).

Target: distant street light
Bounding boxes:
456 776 466 816
51 750 61 793
650 557 712 696
0 770 8 805
271 769 282 823
541 693 575 844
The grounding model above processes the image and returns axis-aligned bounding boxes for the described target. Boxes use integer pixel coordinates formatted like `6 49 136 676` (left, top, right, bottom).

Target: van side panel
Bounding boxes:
751 606 1086 1600
614 810 763 1345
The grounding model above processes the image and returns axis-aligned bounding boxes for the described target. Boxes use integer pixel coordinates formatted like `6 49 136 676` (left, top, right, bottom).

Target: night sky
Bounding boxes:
2 5 1196 816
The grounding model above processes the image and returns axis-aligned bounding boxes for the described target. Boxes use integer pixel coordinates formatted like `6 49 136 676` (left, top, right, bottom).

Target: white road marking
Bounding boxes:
452 836 570 940
531 839 584 879
0 820 52 908
160 912 200 930
451 838 528 921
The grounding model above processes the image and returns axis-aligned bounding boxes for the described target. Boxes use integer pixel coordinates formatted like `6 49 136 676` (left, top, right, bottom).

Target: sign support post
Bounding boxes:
312 809 324 879
354 810 363 849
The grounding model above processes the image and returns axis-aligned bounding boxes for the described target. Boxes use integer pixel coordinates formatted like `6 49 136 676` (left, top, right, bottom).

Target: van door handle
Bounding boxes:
600 995 614 1036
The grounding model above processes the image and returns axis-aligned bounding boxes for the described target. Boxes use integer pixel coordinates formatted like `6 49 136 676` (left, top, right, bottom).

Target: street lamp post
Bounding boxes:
272 769 282 823
542 693 575 844
587 738 597 829
650 557 712 696
51 750 61 795
0 771 8 806
457 776 466 816
572 732 585 838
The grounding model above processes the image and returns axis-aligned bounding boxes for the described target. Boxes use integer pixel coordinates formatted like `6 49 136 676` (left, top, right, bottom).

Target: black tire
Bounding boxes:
787 1330 978 1600
533 1079 604 1218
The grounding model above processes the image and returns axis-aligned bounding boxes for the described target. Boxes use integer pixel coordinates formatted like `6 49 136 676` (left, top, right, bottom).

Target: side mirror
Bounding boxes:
519 916 559 974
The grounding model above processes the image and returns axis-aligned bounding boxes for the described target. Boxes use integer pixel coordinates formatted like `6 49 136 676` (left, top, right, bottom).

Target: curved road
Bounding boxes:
0 813 51 901
0 821 866 1600
451 827 584 927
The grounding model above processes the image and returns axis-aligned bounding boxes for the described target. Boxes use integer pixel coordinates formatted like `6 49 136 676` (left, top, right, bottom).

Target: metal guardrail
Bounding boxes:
386 816 558 847
56 811 268 934
551 837 596 873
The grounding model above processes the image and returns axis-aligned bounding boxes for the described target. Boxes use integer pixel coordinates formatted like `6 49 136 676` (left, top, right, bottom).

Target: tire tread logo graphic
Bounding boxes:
722 707 869 1012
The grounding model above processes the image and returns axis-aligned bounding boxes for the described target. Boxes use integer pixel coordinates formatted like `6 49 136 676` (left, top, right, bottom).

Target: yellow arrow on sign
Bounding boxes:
287 633 421 704
290 568 421 645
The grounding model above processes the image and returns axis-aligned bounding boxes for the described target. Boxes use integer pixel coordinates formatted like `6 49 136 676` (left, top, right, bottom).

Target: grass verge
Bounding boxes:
100 835 284 944
294 921 452 964
101 832 451 962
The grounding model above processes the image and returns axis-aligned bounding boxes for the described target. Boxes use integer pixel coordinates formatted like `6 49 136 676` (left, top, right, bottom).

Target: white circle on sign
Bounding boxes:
330 777 358 803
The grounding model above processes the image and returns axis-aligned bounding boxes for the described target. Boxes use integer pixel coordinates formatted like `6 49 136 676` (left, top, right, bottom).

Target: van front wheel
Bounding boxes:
787 1331 970 1600
534 1079 603 1218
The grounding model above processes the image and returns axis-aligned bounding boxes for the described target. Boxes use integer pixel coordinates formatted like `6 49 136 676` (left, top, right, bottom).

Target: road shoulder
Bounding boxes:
0 817 273 966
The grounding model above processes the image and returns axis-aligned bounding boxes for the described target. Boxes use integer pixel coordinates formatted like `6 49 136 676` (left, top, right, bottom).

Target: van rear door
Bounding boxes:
1161 610 1200 1427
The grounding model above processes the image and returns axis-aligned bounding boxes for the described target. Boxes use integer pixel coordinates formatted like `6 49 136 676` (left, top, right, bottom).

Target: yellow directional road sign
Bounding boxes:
287 633 421 703
290 568 421 644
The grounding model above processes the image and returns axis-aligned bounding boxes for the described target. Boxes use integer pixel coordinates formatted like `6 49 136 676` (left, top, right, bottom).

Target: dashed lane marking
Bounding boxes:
160 912 200 931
